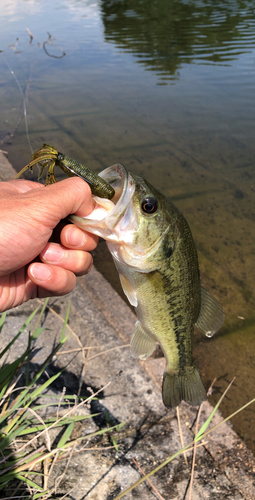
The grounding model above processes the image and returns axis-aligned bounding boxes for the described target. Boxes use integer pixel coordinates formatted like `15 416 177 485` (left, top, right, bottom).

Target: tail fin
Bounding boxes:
162 365 206 409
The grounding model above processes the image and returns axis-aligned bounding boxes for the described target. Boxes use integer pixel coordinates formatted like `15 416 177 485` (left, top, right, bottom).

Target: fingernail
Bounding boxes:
66 227 86 247
41 244 65 263
30 264 52 281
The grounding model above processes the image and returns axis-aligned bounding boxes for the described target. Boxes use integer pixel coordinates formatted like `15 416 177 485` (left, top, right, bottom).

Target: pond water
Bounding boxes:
0 0 255 451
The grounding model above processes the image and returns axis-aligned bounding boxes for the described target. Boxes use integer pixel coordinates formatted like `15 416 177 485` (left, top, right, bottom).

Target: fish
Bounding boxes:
71 163 225 409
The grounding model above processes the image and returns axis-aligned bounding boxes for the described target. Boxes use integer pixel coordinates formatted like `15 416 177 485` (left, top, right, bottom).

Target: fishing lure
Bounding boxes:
15 144 115 199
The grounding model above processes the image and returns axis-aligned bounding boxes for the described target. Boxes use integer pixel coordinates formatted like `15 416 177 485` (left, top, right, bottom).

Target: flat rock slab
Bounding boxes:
1 153 255 499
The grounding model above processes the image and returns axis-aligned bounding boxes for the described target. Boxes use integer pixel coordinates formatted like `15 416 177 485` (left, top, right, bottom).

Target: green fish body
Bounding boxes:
72 164 224 408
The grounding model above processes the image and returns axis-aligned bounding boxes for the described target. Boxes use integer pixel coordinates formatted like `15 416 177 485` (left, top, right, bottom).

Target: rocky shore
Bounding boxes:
1 152 254 499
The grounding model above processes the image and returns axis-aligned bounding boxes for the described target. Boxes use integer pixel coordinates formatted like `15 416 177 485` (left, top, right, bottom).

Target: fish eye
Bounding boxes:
141 196 158 214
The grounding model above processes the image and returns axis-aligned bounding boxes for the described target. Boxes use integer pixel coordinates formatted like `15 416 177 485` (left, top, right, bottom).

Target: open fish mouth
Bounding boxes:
99 163 129 205
98 163 131 227
70 163 136 238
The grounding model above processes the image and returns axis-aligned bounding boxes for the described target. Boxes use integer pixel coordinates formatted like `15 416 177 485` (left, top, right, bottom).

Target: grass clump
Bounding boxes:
0 300 124 499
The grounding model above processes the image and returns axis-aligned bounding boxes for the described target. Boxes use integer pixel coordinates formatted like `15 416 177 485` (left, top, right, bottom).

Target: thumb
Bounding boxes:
17 177 95 230
43 177 95 219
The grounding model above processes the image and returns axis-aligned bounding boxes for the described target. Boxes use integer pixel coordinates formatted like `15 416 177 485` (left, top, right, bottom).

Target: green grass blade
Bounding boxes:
25 368 64 404
111 436 119 451
0 347 31 396
0 423 28 451
9 368 64 416
32 494 49 500
0 480 9 490
200 396 255 442
32 493 51 500
60 422 126 451
18 413 100 436
30 298 49 341
115 422 125 432
8 345 64 415
27 342 65 387
195 378 235 442
0 306 39 360
195 404 221 442
0 311 6 334
26 299 49 384
31 326 46 340
0 350 29 381
4 336 69 422
57 421 75 448
59 302 70 343
12 473 43 490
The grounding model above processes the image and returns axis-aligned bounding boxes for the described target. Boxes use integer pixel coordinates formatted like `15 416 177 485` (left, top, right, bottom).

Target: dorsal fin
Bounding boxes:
195 285 225 338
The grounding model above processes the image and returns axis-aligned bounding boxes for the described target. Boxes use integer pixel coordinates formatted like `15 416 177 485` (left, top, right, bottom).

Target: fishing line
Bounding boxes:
3 55 33 155
2 32 65 157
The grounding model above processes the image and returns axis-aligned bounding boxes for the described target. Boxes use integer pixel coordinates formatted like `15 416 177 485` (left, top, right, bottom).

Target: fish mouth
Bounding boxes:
71 163 135 238
99 163 129 205
98 163 134 229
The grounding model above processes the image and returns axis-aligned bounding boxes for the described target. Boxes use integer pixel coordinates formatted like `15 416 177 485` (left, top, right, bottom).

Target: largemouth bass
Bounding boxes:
72 164 224 409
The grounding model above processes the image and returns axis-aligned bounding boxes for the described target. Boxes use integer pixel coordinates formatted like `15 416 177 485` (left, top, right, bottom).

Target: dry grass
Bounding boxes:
0 300 124 499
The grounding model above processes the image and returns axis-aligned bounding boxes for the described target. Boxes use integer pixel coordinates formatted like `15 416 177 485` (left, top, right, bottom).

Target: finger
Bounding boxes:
48 177 95 218
60 224 98 251
31 178 95 224
8 179 45 193
8 177 95 229
28 262 77 295
0 269 34 312
39 243 93 276
10 177 94 216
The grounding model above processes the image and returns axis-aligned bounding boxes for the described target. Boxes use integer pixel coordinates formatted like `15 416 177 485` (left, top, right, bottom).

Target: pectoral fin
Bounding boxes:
119 273 138 307
195 285 225 338
130 321 156 360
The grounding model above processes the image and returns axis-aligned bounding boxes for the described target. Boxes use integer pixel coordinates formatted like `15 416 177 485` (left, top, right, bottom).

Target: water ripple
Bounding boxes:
101 0 255 78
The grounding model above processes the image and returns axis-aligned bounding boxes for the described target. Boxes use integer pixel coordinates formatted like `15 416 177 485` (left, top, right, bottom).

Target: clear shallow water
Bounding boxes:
0 0 255 450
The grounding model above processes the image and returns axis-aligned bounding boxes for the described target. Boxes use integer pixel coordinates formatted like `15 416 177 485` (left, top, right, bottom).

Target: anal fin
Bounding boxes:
130 321 156 360
196 285 225 338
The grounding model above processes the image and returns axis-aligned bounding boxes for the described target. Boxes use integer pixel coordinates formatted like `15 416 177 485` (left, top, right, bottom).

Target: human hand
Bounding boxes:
0 178 98 312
